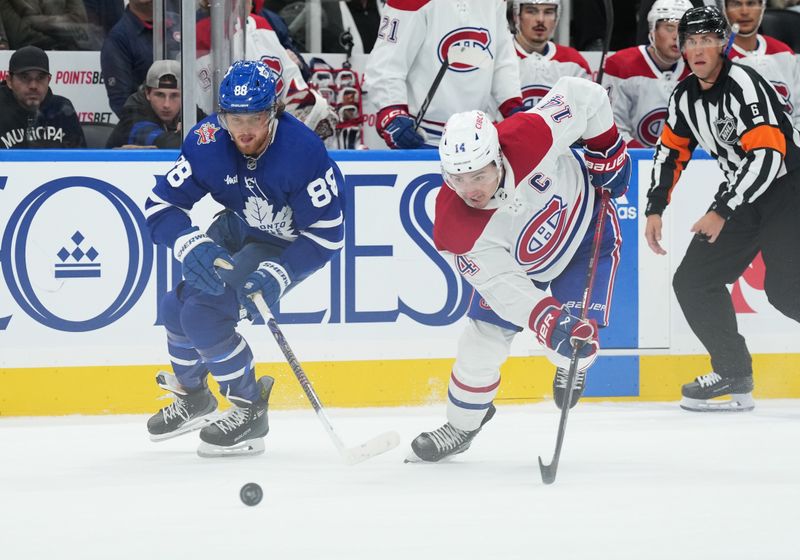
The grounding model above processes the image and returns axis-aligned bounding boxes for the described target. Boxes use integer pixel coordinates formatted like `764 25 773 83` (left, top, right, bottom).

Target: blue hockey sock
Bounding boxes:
197 333 259 402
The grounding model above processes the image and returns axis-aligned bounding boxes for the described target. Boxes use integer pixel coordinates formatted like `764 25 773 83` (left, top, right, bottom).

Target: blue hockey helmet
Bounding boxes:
218 60 278 114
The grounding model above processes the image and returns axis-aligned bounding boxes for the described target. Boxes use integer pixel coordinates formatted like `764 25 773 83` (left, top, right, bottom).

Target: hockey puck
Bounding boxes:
240 482 263 506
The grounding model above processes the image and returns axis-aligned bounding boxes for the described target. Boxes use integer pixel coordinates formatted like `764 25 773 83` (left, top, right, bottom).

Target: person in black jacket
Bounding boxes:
101 0 180 117
106 59 184 148
0 46 85 149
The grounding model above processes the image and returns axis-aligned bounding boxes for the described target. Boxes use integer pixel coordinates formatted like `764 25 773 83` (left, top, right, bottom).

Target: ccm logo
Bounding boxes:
586 153 626 172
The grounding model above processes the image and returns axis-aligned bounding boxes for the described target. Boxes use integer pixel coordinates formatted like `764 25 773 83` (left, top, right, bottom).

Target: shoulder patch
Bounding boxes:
433 185 496 255
194 121 221 145
387 0 432 11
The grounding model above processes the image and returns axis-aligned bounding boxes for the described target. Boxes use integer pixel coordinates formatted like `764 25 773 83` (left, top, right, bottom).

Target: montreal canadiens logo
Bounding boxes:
770 81 794 115
259 55 285 96
438 27 493 73
516 196 570 269
636 108 668 147
522 84 551 109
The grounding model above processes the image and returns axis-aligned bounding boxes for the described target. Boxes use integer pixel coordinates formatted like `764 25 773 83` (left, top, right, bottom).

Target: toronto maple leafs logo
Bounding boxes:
243 196 295 239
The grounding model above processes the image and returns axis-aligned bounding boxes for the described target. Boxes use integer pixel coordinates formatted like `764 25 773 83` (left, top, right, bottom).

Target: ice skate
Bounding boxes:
680 372 754 412
552 366 587 410
197 376 275 458
406 404 496 463
147 371 218 442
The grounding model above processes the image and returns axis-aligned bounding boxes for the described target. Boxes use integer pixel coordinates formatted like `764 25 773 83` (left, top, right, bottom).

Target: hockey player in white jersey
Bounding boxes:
602 0 693 147
364 0 524 149
407 77 629 462
512 0 592 109
721 0 800 128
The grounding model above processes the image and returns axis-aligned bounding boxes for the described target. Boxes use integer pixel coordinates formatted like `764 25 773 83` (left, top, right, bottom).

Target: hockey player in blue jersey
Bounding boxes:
144 60 345 457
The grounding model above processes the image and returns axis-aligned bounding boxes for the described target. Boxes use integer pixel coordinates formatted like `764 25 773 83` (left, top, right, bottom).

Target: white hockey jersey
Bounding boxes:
602 45 691 148
433 77 618 329
515 38 592 110
728 35 800 129
195 17 307 115
364 0 521 145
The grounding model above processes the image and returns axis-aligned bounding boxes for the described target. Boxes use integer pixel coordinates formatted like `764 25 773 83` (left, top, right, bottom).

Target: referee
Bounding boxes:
644 6 800 412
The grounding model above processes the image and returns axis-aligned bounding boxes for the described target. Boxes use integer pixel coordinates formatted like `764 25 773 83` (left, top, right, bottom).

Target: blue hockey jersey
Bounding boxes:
145 112 345 282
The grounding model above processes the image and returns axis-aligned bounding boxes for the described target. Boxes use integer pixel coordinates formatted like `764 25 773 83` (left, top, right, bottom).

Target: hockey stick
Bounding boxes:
594 0 615 84
249 292 401 465
414 45 492 131
538 191 611 484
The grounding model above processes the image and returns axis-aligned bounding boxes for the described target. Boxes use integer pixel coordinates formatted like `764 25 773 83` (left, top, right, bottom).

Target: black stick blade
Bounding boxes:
538 456 557 485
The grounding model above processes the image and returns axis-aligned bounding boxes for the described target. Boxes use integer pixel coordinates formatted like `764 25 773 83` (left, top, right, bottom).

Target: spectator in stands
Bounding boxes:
0 0 96 50
106 59 186 149
82 0 124 35
101 0 181 118
0 46 85 149
723 0 800 127
512 0 592 110
0 12 9 50
603 0 693 147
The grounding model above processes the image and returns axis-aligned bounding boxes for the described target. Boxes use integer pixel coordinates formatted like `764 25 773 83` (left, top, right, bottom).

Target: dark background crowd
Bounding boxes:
0 0 798 149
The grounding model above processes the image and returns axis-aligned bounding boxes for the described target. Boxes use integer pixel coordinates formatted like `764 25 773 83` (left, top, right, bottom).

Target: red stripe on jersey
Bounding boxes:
433 186 497 254
387 0 432 10
496 112 553 182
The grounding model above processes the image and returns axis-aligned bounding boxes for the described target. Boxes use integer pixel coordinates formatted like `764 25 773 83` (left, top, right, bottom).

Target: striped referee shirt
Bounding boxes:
646 58 800 218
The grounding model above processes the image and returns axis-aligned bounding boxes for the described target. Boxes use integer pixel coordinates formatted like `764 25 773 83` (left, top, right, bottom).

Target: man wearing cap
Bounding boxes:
107 59 194 149
0 46 85 149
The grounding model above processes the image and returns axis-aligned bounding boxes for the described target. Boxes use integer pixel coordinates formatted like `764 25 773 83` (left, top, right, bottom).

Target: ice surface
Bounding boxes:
1 401 798 560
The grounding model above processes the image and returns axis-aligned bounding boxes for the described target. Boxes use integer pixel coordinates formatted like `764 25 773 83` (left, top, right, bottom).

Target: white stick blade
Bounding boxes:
343 431 401 466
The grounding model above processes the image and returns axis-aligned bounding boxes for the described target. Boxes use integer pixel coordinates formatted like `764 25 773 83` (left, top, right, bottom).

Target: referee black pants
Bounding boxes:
672 174 800 379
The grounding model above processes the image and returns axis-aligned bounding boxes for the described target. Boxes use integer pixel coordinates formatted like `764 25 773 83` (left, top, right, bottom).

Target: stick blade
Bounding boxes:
343 431 401 466
538 456 557 485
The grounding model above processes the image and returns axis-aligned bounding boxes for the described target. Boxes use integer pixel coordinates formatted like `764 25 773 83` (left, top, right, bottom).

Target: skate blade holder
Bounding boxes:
680 393 755 412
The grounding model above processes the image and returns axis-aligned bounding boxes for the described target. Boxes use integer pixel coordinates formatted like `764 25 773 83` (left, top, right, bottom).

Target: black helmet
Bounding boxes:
678 6 729 51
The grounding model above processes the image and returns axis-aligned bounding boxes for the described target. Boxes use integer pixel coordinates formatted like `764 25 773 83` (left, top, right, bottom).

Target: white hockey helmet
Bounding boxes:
439 111 503 179
648 0 693 32
513 0 561 34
